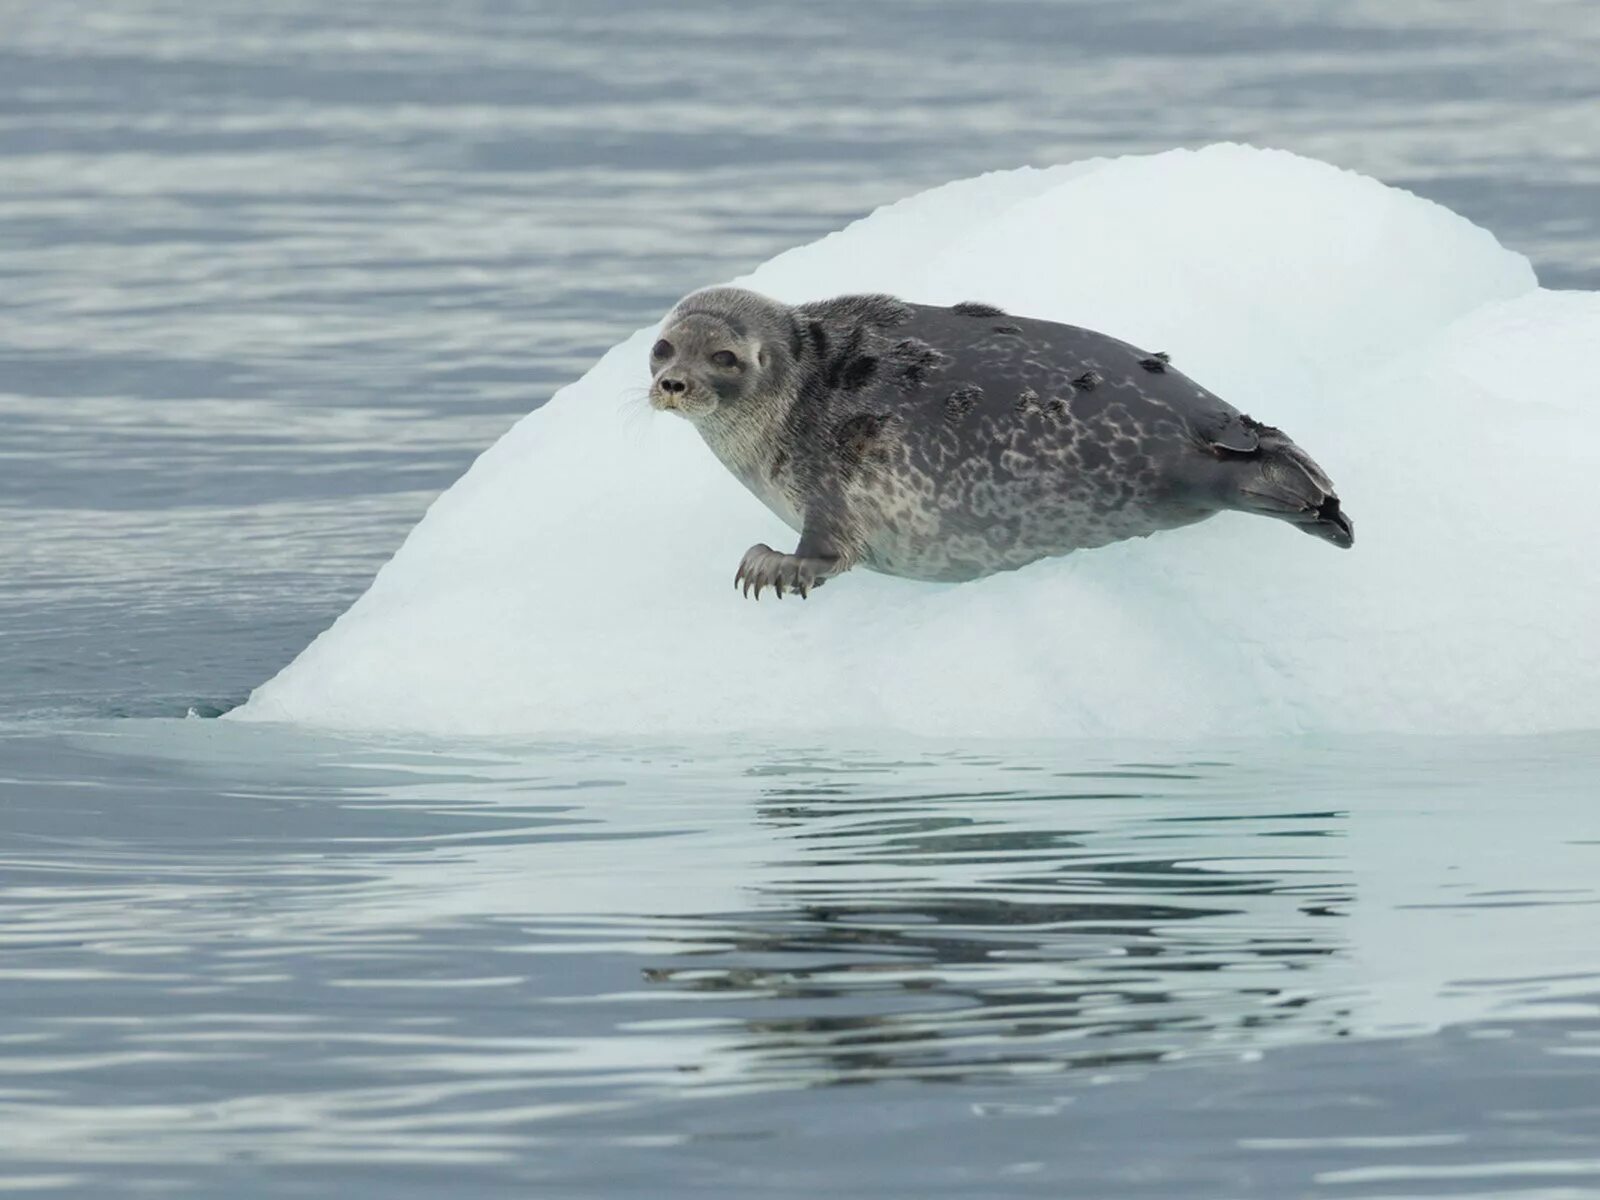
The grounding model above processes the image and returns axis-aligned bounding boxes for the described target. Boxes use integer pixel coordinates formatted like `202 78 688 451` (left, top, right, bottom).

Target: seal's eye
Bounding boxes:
652 339 673 359
711 350 739 369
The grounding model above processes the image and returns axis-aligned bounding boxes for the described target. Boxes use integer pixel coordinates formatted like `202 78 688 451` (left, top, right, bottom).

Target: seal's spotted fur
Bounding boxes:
648 287 1352 598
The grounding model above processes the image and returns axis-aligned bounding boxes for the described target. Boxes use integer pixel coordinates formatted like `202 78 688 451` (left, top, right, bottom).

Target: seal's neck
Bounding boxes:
693 385 797 489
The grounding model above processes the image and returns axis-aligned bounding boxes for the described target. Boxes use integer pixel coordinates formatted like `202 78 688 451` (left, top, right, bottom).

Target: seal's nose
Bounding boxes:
659 377 687 395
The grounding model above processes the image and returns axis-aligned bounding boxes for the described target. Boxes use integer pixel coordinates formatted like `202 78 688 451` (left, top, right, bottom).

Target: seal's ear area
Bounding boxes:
756 343 771 370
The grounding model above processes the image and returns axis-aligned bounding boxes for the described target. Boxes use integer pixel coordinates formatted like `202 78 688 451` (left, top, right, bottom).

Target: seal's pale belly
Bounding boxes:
845 458 1215 583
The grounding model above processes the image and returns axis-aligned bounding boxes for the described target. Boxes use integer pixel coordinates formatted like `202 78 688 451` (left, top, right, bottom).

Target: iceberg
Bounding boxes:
236 145 1600 737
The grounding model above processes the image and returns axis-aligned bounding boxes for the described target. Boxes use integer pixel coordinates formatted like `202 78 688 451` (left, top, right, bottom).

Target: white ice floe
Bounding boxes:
236 144 1600 737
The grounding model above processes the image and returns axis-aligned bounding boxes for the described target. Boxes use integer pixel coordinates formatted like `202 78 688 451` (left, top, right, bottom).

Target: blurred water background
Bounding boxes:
2 1 1599 1195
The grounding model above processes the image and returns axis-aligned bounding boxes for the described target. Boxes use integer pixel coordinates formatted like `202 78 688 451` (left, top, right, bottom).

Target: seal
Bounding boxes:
648 287 1353 598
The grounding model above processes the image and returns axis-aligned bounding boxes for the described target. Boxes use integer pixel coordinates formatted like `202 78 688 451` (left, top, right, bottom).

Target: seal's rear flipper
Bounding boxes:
1241 486 1355 547
1222 421 1355 548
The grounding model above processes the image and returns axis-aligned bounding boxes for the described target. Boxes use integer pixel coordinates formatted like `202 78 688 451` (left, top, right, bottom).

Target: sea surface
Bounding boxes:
3 1 1599 1196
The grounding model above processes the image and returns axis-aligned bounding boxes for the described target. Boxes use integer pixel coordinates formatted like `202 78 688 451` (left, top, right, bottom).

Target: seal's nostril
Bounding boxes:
660 377 687 394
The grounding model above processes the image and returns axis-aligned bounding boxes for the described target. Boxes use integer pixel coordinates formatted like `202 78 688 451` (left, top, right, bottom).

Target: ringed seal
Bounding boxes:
647 287 1352 598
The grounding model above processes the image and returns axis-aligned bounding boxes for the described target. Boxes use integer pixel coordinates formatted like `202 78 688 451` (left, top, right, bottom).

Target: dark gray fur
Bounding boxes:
648 287 1353 597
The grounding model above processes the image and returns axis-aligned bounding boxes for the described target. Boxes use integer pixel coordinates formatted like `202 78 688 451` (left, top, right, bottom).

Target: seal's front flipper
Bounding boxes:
734 544 842 599
734 505 860 599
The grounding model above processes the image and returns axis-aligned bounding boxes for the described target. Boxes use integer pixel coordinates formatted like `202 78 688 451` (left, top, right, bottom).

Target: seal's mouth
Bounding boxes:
649 387 713 418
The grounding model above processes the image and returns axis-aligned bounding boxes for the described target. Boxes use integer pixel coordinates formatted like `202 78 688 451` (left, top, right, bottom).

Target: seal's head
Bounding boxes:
649 287 797 421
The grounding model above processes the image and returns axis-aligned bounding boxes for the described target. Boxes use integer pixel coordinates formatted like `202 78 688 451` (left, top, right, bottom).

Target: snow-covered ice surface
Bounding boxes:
237 145 1600 738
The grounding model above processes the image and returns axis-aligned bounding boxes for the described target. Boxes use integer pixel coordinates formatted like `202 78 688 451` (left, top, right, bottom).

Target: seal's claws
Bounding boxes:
735 543 836 603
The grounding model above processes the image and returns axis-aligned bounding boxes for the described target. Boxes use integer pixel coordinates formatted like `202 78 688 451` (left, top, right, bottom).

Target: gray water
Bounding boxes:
3 1 1600 1195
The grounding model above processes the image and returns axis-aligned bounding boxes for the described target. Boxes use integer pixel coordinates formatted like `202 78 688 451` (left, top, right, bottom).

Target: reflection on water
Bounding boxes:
2 723 1597 1193
668 756 1352 1086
